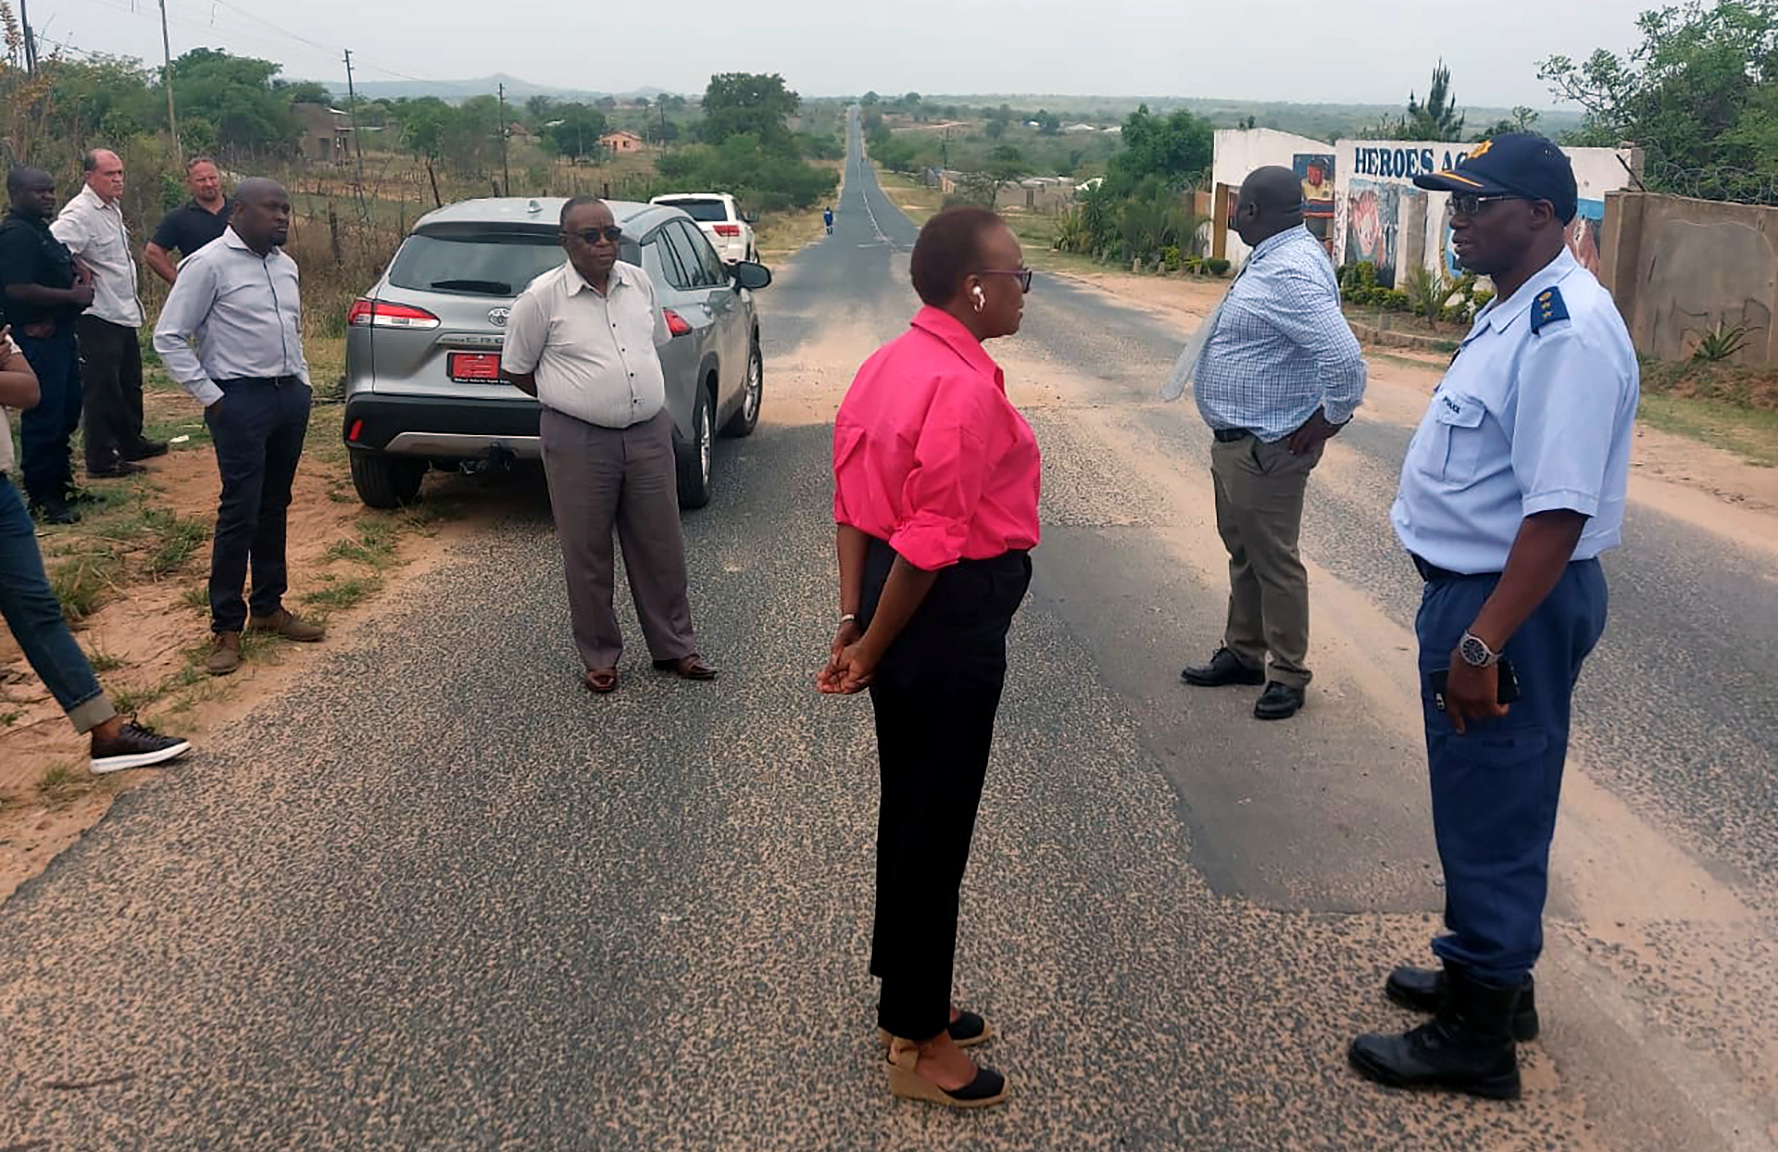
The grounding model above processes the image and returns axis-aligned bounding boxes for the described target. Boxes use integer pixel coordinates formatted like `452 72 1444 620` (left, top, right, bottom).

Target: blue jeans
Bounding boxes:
205 377 311 632
1417 560 1608 987
0 475 113 732
15 330 82 507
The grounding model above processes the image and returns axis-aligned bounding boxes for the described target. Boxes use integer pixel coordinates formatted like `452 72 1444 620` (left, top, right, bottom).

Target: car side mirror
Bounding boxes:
741 211 760 225
732 261 772 290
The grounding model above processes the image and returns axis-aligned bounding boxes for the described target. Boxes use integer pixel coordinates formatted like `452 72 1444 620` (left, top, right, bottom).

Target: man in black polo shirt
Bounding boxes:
0 167 95 524
144 156 231 285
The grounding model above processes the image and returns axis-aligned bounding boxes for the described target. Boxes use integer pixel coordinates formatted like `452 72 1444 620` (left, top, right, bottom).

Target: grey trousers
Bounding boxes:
539 407 698 672
1210 434 1324 689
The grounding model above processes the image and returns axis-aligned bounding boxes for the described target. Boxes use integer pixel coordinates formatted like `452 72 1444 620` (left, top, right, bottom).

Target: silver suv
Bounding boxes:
342 197 771 509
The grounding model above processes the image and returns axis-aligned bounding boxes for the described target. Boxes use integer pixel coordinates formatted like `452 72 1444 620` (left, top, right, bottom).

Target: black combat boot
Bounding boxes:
1385 965 1539 1042
1348 967 1522 1099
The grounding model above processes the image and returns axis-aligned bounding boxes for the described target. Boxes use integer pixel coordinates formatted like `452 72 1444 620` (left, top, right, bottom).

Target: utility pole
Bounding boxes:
497 82 511 196
342 49 369 222
158 0 181 167
18 0 37 73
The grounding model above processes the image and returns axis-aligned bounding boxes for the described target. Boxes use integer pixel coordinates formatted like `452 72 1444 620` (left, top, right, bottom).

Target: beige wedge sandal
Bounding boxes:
884 1036 1009 1109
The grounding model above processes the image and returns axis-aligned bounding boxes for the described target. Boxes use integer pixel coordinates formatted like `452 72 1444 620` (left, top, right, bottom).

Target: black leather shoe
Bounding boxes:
1386 966 1539 1042
87 460 146 479
29 500 80 525
1253 681 1305 720
1181 647 1266 687
1350 968 1522 1099
64 486 102 506
124 439 169 461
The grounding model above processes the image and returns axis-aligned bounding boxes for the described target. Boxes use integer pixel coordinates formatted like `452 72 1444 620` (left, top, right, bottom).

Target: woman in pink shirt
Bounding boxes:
818 206 1040 1109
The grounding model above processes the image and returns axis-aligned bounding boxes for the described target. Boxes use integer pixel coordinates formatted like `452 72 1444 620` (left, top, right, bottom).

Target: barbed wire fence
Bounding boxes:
1637 157 1778 207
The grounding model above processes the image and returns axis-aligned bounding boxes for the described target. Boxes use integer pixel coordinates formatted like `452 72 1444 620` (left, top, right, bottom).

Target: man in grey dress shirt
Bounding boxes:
152 178 325 677
502 196 715 695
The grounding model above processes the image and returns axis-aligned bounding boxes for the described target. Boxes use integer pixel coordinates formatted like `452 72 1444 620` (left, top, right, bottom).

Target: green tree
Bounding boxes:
1105 105 1213 196
543 102 608 159
1474 106 1542 142
985 103 1013 141
397 96 455 163
700 72 799 149
161 48 302 152
276 80 332 107
1405 59 1467 140
861 91 880 106
1539 0 1777 198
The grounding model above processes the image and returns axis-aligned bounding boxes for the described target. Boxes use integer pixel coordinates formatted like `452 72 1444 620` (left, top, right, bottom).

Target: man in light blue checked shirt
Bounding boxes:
1179 166 1367 721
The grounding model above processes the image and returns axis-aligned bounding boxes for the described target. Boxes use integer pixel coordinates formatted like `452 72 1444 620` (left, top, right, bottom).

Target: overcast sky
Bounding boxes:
35 0 1648 109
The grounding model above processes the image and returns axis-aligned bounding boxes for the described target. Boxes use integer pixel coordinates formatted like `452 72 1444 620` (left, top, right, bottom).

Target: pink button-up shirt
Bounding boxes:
832 307 1041 572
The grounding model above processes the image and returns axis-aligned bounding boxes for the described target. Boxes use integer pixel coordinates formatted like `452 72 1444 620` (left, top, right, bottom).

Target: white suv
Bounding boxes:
650 193 757 264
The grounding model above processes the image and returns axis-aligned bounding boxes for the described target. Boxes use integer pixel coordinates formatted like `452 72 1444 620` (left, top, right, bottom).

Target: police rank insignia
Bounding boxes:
1531 287 1570 333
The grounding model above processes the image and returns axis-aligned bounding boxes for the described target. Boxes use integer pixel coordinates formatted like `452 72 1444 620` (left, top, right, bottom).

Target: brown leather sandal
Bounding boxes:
584 668 619 694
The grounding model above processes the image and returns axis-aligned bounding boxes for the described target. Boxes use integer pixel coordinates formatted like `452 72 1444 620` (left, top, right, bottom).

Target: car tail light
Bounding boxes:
347 299 441 330
662 309 692 337
713 224 741 237
347 419 364 443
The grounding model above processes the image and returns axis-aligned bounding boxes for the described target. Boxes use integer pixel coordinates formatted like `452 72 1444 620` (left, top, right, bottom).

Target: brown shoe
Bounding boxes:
247 608 326 642
652 654 717 681
206 632 243 676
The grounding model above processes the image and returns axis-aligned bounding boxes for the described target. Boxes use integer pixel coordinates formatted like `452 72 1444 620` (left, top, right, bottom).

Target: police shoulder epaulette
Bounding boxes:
1530 286 1570 334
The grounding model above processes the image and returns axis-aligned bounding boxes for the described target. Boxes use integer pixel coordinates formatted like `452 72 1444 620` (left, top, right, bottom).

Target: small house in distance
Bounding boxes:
294 103 351 164
601 131 646 155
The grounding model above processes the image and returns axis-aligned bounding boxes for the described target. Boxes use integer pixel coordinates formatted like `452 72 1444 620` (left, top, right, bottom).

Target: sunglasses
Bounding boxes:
980 268 1034 293
1448 194 1521 217
567 225 625 244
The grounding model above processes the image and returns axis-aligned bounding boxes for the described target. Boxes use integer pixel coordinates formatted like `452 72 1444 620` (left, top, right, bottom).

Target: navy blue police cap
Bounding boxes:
1413 133 1579 224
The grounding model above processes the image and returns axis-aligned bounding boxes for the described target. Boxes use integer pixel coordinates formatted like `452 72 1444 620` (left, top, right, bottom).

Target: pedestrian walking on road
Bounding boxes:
0 167 96 525
1173 165 1367 720
1 328 194 773
824 206 835 234
144 156 232 286
1348 135 1639 1099
153 178 325 677
501 196 716 695
820 205 1039 1110
52 148 165 479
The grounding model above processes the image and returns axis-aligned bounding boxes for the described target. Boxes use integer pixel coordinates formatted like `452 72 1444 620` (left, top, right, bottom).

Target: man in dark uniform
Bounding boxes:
144 156 232 286
1347 135 1639 1098
0 167 96 524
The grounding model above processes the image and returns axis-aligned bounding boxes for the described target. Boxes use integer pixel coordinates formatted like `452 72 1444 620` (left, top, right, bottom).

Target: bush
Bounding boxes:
1182 255 1203 273
1161 245 1182 272
1205 257 1231 276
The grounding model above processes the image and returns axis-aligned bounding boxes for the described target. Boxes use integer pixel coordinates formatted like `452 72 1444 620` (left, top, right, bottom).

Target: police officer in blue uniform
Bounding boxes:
1347 135 1639 1099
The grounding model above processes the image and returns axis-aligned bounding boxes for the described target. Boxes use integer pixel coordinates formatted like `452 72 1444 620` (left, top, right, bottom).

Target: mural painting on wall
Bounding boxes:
1294 153 1336 256
1438 196 1607 281
1345 179 1402 287
1567 199 1604 275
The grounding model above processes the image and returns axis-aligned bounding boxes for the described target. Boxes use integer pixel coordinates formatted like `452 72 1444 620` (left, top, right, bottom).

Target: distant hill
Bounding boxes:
304 73 675 104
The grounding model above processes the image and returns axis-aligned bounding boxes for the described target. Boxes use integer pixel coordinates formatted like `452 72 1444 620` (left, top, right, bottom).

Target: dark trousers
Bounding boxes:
206 377 312 633
76 315 145 470
0 475 113 732
538 407 697 671
863 536 1031 1041
1417 559 1608 987
14 331 82 507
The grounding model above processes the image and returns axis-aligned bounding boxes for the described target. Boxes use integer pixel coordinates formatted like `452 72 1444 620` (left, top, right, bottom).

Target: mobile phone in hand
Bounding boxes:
1430 659 1521 711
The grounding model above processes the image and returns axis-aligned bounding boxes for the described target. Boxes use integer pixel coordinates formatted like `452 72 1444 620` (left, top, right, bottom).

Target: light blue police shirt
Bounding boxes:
1392 249 1639 575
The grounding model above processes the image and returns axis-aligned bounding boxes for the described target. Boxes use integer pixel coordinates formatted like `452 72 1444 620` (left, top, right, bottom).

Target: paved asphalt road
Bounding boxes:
3 117 1775 1151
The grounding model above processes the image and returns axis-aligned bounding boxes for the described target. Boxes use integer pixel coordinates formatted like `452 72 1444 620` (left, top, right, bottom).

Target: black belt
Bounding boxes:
1212 428 1253 443
1411 555 1490 583
216 375 304 387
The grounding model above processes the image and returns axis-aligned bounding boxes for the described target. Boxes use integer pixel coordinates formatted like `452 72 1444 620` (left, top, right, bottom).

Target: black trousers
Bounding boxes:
205 377 312 633
863 536 1031 1042
76 315 145 470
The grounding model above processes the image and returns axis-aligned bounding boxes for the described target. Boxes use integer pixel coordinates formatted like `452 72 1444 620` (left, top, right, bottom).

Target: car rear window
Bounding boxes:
656 199 730 223
387 229 641 297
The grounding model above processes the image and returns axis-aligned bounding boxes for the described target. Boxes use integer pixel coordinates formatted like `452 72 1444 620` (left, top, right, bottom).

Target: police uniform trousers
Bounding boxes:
1417 558 1607 987
861 534 1031 1042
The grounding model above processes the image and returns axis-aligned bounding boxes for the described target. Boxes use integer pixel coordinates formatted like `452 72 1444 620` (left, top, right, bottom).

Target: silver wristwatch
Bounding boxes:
1458 630 1502 668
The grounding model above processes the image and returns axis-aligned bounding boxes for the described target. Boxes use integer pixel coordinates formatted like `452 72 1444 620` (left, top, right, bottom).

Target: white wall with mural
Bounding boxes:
1213 130 1640 288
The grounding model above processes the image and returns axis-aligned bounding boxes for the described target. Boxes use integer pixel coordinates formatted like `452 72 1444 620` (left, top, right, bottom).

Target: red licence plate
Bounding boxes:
448 352 503 384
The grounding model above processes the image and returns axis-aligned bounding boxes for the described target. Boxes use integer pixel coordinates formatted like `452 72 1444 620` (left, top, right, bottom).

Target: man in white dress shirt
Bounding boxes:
501 196 714 695
52 148 164 477
153 178 325 677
